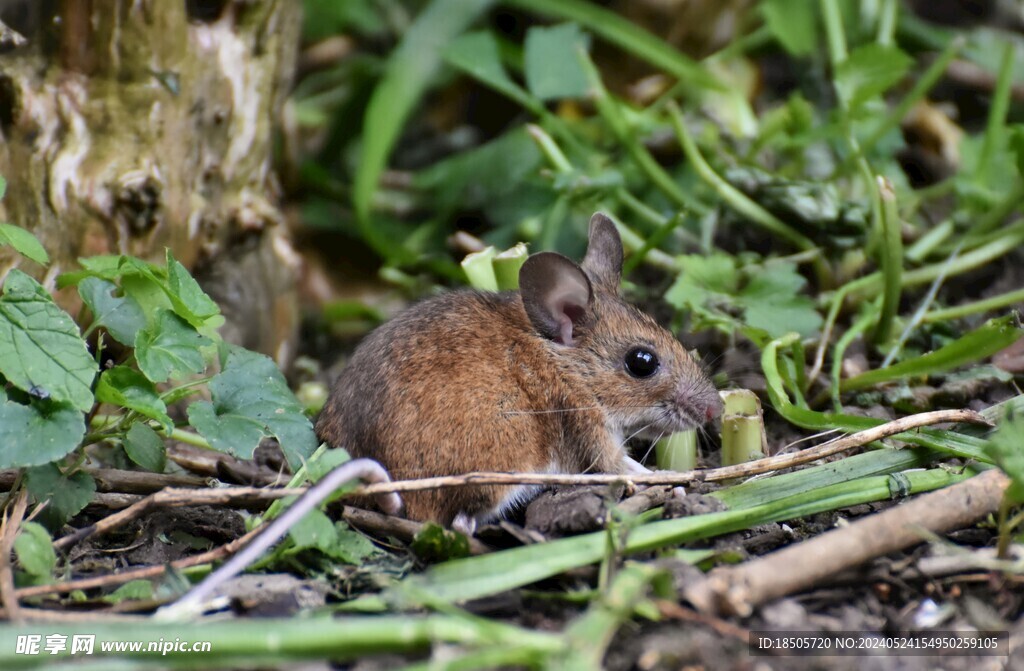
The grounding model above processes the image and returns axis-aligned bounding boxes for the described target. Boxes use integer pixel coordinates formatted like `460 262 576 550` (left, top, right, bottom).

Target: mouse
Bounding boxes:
315 212 721 533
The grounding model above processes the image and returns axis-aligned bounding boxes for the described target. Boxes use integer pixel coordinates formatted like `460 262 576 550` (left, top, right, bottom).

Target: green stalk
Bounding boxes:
493 244 529 291
821 0 847 69
855 37 963 173
525 124 573 174
762 333 993 462
975 42 1014 189
876 0 898 46
830 306 879 409
666 102 816 251
906 218 954 263
922 286 1024 322
841 315 1021 393
501 0 722 91
872 177 903 345
655 431 697 471
0 616 562 667
720 389 766 466
556 563 662 671
385 467 963 606
840 222 1024 303
578 49 706 216
621 212 686 276
461 247 498 291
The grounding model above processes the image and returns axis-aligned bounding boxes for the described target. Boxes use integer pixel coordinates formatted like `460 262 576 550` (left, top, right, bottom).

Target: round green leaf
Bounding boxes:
0 398 85 468
0 270 97 411
123 422 167 473
14 521 56 578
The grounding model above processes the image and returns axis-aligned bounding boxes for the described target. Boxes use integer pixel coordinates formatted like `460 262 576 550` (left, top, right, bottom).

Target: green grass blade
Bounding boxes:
502 0 722 91
763 334 994 461
353 0 494 259
842 315 1021 392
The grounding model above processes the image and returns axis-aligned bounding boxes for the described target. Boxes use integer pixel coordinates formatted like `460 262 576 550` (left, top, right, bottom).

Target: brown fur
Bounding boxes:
315 214 720 526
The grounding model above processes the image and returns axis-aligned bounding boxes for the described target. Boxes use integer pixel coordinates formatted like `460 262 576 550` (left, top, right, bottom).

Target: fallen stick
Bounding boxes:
0 490 28 622
684 468 1011 617
49 409 984 551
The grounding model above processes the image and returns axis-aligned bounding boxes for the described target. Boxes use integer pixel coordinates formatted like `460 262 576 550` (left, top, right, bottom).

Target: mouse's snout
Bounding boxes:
677 380 722 427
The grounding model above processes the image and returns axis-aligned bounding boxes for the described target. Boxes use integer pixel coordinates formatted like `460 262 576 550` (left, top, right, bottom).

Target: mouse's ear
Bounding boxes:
582 213 624 293
520 252 593 346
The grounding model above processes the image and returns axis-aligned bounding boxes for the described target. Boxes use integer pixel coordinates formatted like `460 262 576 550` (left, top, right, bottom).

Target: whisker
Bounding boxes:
620 422 654 449
780 428 843 452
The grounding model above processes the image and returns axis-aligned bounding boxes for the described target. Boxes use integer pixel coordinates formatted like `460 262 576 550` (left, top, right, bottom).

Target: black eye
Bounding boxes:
624 347 659 378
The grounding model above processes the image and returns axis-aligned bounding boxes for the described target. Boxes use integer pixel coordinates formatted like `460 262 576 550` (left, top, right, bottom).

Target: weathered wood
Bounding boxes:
0 0 301 363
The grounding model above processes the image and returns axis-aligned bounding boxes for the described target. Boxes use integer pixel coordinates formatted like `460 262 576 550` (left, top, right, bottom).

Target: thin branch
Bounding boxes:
0 490 28 622
684 468 1011 617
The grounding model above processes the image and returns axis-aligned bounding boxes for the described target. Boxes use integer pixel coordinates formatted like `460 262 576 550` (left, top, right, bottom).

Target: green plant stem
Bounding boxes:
166 428 212 449
967 182 1024 240
502 0 722 91
872 177 903 345
821 0 847 69
840 222 1024 303
763 334 993 461
830 305 879 409
621 213 685 276
882 243 960 368
0 616 562 667
923 287 1024 322
666 103 816 252
556 563 661 670
906 218 954 262
578 51 707 216
876 0 898 46
854 37 963 174
975 42 1015 189
840 315 1020 393
385 466 963 606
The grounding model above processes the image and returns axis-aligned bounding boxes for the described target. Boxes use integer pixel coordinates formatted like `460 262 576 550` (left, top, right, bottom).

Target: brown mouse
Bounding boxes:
315 213 721 533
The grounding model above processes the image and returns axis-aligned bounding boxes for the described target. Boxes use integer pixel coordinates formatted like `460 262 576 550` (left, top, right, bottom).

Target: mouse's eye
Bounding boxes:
625 347 659 378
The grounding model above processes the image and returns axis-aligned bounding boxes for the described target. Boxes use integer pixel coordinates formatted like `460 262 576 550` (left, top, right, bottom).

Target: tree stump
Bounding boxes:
0 0 302 364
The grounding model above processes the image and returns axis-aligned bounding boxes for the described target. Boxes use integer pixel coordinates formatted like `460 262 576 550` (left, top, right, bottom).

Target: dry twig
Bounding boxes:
0 490 28 622
684 468 1011 617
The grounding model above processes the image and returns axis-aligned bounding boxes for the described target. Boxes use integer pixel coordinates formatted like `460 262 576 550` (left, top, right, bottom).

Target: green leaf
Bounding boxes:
0 396 85 468
14 522 56 578
664 254 739 307
411 523 471 563
78 277 146 346
123 422 167 473
134 310 211 383
327 523 379 564
103 580 154 604
0 270 96 411
761 0 818 57
665 257 820 338
353 0 495 259
165 251 220 326
24 464 96 529
95 366 173 433
986 414 1024 503
287 507 337 552
739 264 822 338
524 23 590 101
0 224 49 265
287 510 377 564
186 347 318 470
842 315 1022 392
444 31 530 105
835 44 913 112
